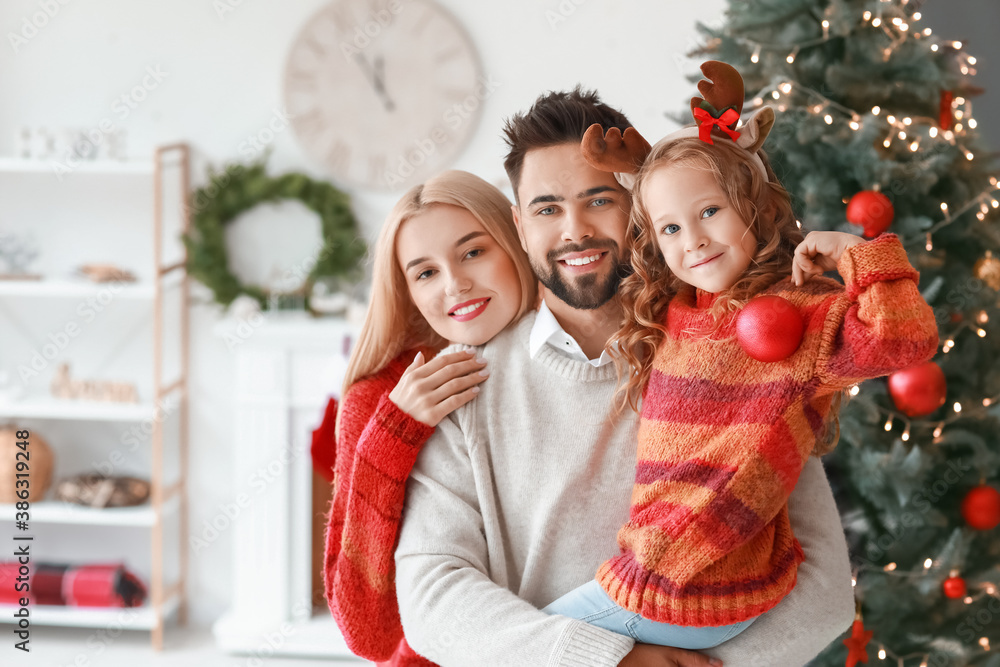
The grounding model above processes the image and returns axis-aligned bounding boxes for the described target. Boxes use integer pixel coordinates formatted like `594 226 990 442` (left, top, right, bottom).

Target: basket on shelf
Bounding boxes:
0 426 54 503
54 474 150 508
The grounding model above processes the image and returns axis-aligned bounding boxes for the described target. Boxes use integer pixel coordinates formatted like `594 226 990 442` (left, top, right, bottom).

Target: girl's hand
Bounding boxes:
792 231 865 286
388 350 489 427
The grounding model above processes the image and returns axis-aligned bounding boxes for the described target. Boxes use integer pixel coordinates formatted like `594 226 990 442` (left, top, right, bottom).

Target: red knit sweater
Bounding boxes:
598 234 939 626
323 349 438 666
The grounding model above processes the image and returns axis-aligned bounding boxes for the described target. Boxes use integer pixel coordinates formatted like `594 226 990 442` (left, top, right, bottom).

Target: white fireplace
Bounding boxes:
212 312 366 661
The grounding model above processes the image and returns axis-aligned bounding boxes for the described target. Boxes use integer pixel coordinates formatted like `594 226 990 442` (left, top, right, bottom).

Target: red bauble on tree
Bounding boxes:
939 90 955 131
736 295 805 362
961 485 1000 530
943 574 967 599
847 190 895 238
887 361 947 417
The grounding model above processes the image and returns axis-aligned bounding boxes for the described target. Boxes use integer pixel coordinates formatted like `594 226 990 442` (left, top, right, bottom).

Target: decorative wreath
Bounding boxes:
183 160 366 310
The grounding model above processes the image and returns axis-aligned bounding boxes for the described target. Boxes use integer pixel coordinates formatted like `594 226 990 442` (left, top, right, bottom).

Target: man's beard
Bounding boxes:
531 240 628 310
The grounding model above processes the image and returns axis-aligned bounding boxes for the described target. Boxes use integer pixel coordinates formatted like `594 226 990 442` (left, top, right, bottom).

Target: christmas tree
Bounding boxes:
692 2 1000 666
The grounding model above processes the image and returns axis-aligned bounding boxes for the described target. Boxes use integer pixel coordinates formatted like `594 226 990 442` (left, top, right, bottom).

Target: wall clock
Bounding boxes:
284 0 485 191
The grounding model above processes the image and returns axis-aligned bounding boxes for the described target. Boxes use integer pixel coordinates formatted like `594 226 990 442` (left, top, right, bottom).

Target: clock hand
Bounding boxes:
373 55 396 111
370 54 396 112
353 53 396 112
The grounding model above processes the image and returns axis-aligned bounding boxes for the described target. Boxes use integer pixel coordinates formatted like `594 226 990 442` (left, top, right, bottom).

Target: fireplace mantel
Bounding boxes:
212 312 365 660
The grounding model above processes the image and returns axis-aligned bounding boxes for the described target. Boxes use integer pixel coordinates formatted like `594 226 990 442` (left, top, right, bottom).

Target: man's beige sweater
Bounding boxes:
395 312 854 667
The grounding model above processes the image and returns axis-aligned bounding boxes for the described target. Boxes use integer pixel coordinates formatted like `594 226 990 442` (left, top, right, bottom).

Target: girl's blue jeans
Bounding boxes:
542 579 758 649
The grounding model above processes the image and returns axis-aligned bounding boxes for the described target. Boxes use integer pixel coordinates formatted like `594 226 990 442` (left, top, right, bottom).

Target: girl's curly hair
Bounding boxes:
612 136 806 414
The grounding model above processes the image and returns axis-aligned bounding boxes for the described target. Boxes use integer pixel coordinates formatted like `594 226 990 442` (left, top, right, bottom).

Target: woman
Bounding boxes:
322 170 538 666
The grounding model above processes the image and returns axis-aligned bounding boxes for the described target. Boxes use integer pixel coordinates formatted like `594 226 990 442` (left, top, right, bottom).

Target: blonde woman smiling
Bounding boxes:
320 170 537 666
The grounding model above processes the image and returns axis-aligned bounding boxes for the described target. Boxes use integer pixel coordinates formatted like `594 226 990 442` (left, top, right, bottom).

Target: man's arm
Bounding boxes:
703 457 855 667
394 414 635 667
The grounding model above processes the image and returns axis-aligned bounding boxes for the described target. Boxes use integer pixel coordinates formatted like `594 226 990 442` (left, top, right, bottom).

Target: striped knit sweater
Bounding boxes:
596 233 939 627
323 349 438 667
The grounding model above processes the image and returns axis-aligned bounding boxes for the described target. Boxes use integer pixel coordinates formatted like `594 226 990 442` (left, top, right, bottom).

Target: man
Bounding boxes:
394 88 854 667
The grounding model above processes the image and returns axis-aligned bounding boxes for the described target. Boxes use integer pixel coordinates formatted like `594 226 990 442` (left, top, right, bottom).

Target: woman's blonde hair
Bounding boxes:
613 136 804 412
337 170 536 432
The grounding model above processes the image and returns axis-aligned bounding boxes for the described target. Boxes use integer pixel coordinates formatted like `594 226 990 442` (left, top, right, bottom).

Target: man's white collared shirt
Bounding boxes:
528 300 614 368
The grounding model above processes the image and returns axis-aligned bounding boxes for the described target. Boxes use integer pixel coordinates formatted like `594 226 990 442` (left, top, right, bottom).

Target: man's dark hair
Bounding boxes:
502 86 632 202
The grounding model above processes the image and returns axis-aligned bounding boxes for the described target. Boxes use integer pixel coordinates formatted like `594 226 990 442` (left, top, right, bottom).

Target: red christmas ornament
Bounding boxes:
961 485 1000 530
736 295 805 362
939 90 955 131
943 575 967 599
842 618 874 667
846 190 895 238
887 361 947 417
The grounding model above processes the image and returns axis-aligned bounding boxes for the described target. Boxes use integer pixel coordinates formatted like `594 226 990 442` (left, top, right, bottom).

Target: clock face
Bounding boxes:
284 0 485 191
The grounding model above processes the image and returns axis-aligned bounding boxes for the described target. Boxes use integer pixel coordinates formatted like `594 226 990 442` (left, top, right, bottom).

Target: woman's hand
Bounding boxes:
792 231 865 286
388 350 489 427
617 644 722 667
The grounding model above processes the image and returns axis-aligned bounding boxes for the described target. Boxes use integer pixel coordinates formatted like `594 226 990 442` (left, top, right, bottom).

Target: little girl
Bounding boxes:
542 61 939 649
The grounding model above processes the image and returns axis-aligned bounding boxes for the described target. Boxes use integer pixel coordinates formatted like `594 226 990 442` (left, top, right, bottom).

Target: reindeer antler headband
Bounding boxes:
581 61 774 189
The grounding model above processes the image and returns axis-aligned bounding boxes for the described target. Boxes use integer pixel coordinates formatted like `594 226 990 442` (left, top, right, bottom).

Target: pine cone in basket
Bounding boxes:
54 475 150 508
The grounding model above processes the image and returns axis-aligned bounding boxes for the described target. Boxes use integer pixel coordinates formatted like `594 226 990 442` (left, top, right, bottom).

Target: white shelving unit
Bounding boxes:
0 157 155 175
0 496 181 527
0 595 182 630
0 394 167 422
0 145 190 650
0 271 183 299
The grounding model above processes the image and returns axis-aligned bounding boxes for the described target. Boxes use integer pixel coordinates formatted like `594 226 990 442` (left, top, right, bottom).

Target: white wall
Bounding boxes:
0 0 730 627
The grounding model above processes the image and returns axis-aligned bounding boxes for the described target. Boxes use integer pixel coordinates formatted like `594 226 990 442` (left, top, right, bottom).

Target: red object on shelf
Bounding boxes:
887 361 947 417
736 295 805 362
0 562 146 607
846 190 895 238
961 485 1000 530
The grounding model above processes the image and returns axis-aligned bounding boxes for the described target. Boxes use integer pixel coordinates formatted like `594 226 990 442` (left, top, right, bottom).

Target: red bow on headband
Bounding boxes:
693 107 742 145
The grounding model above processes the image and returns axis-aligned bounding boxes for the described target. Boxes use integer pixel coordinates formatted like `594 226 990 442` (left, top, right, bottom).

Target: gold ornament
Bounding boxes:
975 251 1000 290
